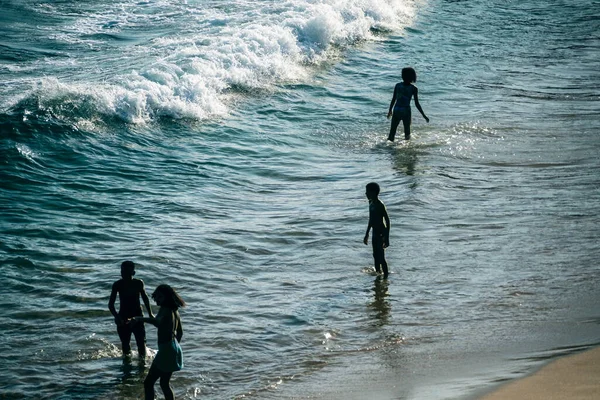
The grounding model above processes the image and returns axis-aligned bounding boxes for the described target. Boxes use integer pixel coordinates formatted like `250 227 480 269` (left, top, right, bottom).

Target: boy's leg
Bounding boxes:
381 254 389 278
372 253 381 273
388 111 401 141
144 364 161 400
117 322 133 355
159 372 174 400
372 236 384 274
132 321 147 358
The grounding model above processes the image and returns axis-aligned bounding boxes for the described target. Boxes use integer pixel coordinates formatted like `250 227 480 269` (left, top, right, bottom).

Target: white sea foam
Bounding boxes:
9 0 419 124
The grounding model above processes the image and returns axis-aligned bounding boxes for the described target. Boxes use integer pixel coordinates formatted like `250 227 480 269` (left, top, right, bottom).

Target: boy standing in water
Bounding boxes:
363 182 391 278
108 260 154 358
387 67 429 141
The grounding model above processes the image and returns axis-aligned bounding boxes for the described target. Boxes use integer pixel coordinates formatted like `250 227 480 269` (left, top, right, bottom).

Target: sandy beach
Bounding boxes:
480 346 600 400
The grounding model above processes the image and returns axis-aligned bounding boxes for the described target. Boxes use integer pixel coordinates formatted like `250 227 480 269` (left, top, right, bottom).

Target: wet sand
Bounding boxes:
480 346 600 400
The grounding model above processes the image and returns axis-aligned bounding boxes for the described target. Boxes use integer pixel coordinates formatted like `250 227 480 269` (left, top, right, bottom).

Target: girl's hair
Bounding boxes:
402 67 417 83
152 284 186 310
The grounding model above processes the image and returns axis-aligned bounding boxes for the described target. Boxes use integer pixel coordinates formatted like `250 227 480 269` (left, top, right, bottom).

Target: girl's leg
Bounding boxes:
160 372 174 400
388 112 401 141
402 117 411 140
144 365 161 400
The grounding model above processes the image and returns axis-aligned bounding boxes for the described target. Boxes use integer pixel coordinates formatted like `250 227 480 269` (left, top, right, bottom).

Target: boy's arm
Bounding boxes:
140 281 154 318
387 84 399 118
364 220 372 245
413 88 429 122
382 205 391 248
108 282 123 326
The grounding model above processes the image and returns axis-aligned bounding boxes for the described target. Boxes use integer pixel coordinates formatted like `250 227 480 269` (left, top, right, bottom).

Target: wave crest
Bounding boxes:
5 0 417 125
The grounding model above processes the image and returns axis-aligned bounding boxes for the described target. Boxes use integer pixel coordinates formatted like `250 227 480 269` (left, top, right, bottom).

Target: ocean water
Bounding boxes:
1 0 599 399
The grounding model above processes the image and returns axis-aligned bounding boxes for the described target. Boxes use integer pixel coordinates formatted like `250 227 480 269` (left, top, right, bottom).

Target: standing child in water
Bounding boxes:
133 284 185 400
387 67 429 141
108 260 154 358
363 182 391 278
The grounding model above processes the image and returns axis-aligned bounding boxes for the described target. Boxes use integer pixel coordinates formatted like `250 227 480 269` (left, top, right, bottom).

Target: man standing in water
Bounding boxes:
363 182 391 278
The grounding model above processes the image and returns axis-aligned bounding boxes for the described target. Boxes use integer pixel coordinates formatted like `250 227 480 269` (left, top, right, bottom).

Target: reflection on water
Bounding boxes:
391 142 418 176
119 356 146 381
1 0 599 398
115 357 146 399
369 276 391 326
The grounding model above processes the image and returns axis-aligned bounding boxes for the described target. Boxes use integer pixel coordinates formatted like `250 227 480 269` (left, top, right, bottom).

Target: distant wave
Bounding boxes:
2 0 418 125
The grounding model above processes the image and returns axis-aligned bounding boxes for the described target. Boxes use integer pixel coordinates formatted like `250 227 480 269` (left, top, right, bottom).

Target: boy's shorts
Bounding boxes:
117 319 146 354
372 234 385 260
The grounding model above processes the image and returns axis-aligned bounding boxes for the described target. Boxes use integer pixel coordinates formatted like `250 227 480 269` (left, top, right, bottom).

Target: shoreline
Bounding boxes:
479 346 600 400
259 338 600 400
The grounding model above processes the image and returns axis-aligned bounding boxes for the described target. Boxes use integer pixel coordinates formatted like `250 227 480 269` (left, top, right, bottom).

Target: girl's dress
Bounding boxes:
153 310 183 372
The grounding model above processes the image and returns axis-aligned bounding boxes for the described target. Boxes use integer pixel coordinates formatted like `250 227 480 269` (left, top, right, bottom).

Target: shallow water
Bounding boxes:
1 0 599 399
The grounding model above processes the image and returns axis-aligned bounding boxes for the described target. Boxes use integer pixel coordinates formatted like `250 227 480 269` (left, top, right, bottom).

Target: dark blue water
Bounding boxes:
1 0 599 399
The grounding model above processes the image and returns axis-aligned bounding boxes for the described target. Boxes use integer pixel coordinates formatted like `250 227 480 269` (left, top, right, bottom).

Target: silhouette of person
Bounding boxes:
387 67 429 141
363 182 391 277
108 261 154 358
133 284 186 400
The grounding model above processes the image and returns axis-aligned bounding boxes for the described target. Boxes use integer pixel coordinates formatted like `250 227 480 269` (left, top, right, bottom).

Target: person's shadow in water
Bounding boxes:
369 276 391 326
391 144 418 176
115 356 146 397
120 356 146 380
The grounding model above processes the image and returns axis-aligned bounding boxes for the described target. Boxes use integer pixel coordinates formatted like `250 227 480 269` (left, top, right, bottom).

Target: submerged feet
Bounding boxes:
374 267 389 278
388 134 411 142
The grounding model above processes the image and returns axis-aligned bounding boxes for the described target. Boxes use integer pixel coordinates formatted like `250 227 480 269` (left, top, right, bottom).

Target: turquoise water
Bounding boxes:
1 0 599 399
